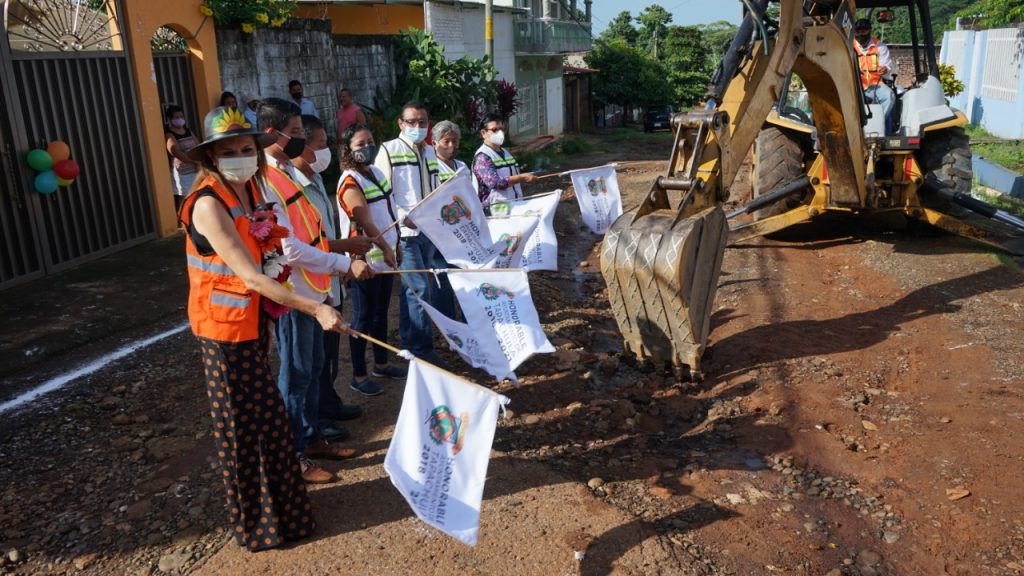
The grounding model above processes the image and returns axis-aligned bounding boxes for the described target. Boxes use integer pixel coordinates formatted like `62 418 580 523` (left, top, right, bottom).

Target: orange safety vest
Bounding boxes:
180 176 264 343
854 39 883 89
262 165 332 295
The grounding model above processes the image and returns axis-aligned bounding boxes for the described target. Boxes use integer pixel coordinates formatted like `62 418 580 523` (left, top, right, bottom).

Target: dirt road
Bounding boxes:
2 130 1023 575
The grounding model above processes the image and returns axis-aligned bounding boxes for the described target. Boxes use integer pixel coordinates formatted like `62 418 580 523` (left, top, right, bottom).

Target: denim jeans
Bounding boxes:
318 302 347 427
349 275 395 377
275 309 324 455
865 83 895 120
398 234 441 356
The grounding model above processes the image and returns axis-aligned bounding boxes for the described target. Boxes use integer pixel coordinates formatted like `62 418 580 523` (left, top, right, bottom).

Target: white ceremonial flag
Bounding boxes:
568 165 622 234
406 168 497 268
449 269 555 372
483 215 541 269
384 360 509 547
416 296 517 382
489 191 560 271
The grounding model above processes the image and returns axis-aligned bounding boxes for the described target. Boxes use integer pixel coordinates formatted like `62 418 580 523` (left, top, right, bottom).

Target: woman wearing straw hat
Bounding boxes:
178 106 349 550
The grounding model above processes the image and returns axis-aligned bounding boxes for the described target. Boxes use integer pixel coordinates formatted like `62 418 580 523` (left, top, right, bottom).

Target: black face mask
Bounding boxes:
856 32 870 44
279 132 307 159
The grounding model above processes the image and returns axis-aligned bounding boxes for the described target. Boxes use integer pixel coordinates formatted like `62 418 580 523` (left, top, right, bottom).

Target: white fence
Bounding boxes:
941 27 1024 138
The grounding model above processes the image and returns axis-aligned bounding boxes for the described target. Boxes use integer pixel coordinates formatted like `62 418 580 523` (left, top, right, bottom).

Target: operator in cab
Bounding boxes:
853 18 894 122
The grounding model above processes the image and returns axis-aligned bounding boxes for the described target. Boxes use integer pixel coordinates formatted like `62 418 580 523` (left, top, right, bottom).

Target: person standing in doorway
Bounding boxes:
164 104 199 211
292 114 370 440
219 91 238 109
289 80 318 118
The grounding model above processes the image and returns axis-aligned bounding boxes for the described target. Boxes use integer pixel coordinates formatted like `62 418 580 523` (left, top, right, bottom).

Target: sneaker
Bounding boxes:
371 364 408 380
320 422 350 442
350 378 383 396
299 456 335 484
306 439 359 460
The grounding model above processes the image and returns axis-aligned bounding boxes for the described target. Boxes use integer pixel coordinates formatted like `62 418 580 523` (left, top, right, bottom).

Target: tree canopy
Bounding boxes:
585 38 672 109
600 10 639 46
637 4 673 57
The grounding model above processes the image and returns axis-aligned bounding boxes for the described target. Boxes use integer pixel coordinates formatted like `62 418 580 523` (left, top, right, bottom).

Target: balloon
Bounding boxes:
47 140 71 163
57 177 75 187
54 159 80 179
27 149 53 171
34 170 59 194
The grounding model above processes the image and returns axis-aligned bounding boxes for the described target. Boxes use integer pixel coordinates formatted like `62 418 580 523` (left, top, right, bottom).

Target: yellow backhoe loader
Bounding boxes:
601 0 1024 380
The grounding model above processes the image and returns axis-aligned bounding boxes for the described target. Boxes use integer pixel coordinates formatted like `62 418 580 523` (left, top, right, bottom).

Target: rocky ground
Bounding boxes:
2 129 1024 575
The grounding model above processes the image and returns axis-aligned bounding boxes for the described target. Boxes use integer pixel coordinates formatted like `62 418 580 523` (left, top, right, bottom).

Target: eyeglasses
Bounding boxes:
401 118 428 127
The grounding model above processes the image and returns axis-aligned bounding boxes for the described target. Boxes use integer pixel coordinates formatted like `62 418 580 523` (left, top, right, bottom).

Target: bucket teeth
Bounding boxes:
600 206 727 376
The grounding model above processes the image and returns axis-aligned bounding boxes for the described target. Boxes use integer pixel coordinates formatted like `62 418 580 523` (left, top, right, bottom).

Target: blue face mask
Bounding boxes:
402 126 427 144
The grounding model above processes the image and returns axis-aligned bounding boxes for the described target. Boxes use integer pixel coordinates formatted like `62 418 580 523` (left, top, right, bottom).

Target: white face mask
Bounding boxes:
489 129 506 147
403 126 427 144
310 147 332 173
217 156 259 183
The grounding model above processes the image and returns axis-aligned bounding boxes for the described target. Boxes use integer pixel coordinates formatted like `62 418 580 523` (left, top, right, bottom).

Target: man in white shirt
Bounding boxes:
374 101 448 367
258 98 371 484
288 80 318 118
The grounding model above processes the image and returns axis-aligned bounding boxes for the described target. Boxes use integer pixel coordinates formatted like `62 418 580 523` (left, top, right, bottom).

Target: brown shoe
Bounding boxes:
299 456 335 484
305 439 359 460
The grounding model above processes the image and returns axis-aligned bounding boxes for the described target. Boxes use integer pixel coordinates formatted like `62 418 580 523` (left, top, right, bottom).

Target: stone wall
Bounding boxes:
216 19 396 142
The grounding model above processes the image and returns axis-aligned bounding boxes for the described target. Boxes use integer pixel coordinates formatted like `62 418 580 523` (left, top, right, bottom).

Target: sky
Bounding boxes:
590 0 743 34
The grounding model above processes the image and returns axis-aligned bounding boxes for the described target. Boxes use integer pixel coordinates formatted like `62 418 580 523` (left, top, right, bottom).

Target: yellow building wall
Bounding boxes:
122 0 222 237
292 4 423 35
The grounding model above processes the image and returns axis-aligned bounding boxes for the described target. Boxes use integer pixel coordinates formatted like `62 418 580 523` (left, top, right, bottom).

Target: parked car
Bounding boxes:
644 105 675 132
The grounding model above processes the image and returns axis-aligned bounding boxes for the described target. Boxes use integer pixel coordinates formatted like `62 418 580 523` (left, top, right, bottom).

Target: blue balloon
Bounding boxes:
35 170 59 194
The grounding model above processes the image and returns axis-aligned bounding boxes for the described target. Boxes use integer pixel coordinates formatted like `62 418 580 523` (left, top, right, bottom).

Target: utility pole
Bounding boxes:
485 0 494 62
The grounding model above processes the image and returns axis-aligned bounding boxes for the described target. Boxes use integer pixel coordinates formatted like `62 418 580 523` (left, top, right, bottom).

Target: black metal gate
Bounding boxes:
0 0 155 289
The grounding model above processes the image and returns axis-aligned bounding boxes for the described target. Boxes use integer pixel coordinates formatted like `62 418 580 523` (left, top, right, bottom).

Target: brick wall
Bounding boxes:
886 43 939 88
217 19 396 142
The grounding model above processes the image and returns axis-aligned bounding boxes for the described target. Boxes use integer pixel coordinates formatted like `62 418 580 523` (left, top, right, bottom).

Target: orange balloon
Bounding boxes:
47 140 71 163
57 177 75 187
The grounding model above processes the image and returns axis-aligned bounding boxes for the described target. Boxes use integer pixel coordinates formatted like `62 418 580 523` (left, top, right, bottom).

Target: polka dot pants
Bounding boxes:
199 337 316 551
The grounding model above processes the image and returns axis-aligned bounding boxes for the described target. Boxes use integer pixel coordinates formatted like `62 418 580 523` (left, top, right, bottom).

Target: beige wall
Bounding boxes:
122 0 222 237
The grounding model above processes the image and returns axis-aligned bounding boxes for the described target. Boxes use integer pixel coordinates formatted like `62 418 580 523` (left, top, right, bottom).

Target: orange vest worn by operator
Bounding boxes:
180 176 265 343
262 165 332 295
854 38 884 90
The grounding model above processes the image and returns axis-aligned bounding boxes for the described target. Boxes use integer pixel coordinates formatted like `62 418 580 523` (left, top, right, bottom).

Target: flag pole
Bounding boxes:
349 329 508 397
371 267 525 275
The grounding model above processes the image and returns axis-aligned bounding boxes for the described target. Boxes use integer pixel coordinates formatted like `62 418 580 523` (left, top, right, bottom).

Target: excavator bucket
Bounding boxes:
600 202 727 380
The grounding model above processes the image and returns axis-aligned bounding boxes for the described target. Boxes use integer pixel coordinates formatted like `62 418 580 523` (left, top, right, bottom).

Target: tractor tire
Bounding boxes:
751 126 808 220
917 126 973 210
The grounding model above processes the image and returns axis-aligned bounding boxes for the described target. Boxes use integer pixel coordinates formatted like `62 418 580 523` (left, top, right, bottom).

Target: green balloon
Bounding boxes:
27 148 53 171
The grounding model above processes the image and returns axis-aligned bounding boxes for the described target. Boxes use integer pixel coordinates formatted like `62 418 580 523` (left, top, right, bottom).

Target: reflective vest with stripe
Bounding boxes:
436 158 467 186
473 144 522 205
261 165 331 295
180 176 264 343
855 39 883 89
338 166 399 271
382 137 438 207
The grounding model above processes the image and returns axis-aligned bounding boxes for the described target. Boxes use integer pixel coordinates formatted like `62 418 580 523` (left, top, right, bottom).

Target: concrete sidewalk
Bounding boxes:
0 235 188 397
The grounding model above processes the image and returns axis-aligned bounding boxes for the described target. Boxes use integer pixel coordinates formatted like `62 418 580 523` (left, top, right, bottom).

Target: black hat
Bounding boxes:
187 106 276 161
855 18 872 30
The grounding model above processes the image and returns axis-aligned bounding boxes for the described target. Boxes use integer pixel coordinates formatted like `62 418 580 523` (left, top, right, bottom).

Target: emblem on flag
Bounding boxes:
479 283 514 300
440 196 471 225
587 177 608 196
427 405 470 455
